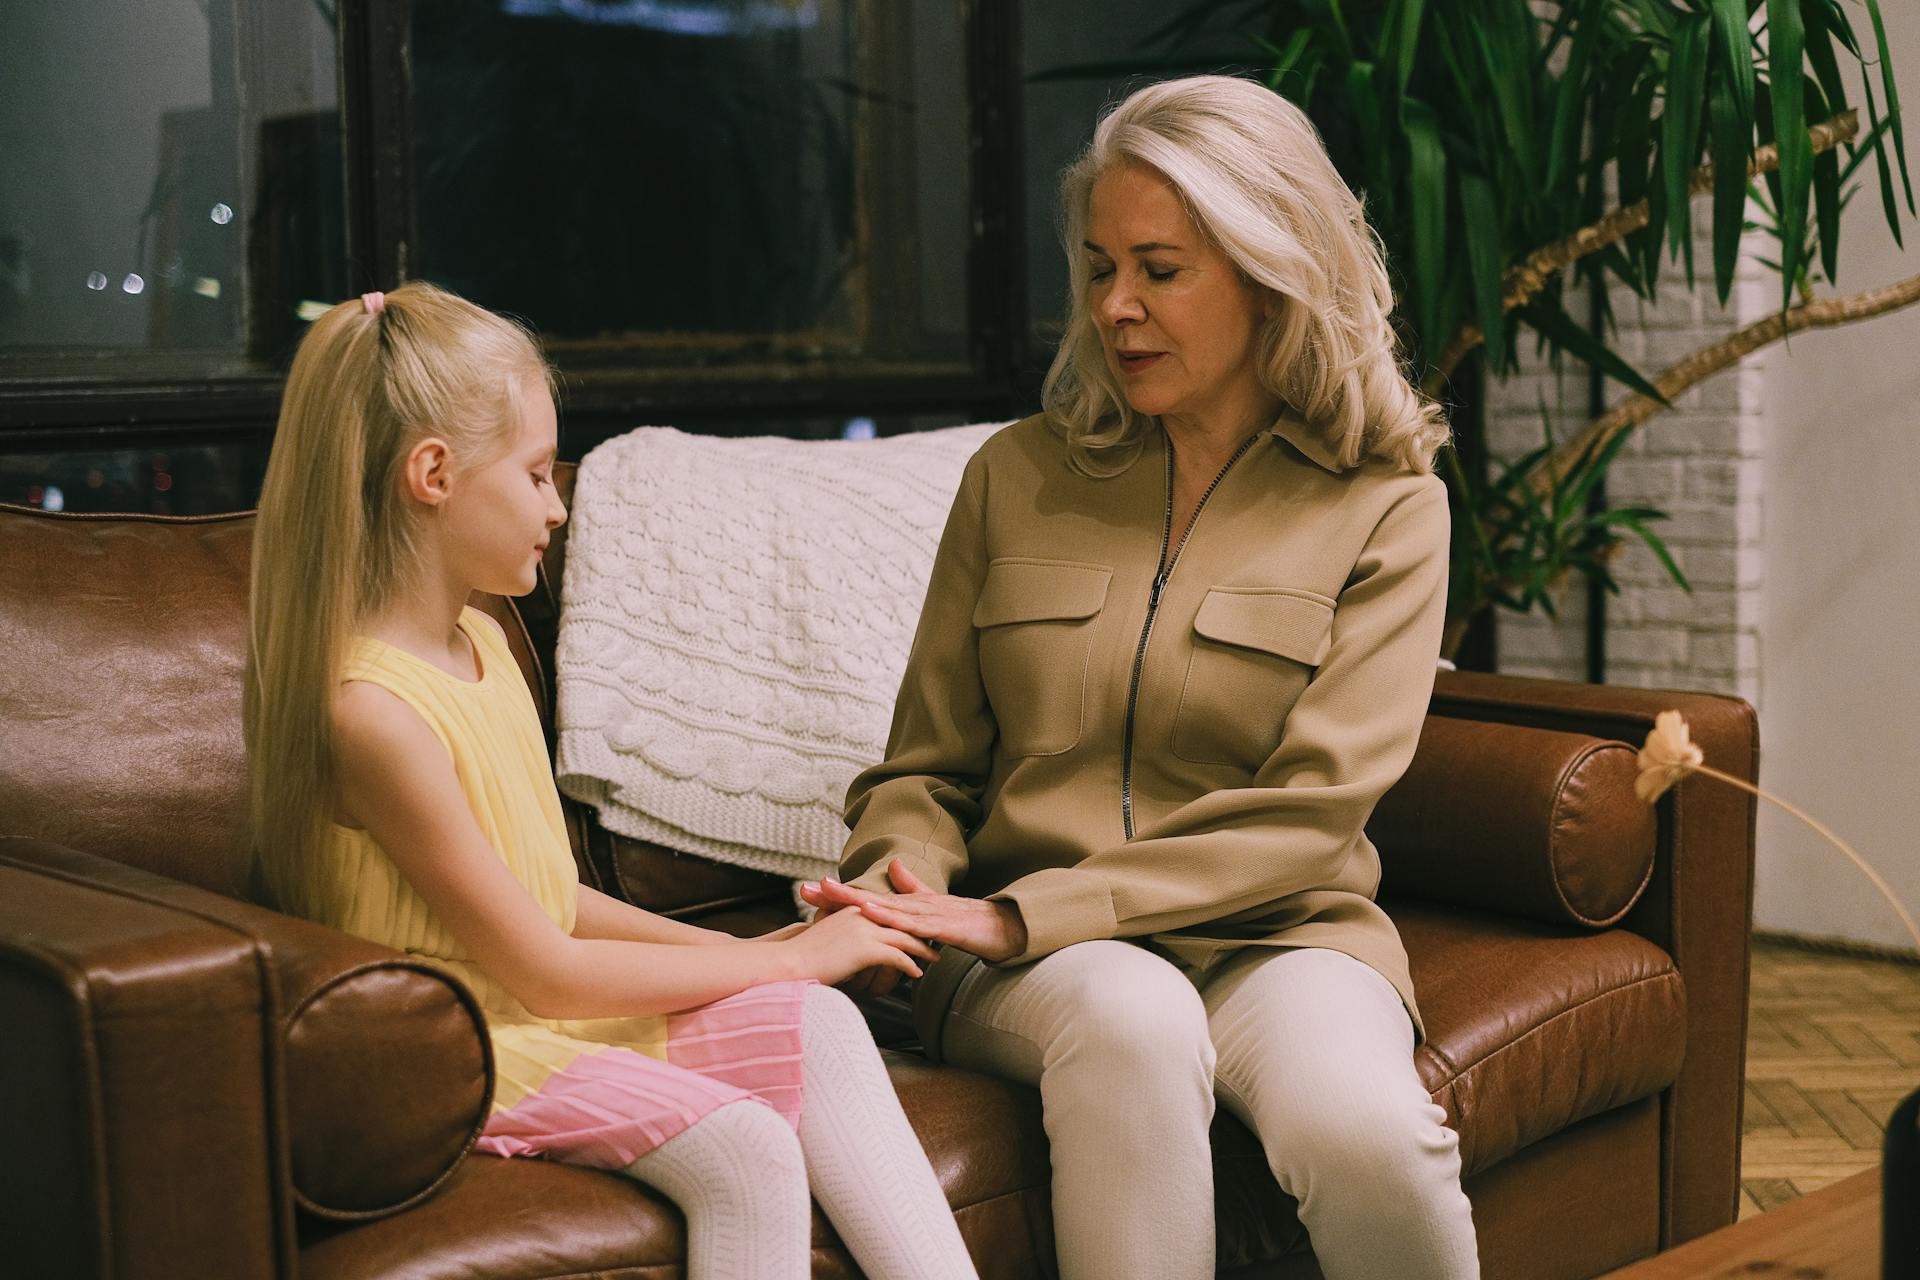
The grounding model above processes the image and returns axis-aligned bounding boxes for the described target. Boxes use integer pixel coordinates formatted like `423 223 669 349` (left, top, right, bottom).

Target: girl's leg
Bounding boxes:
941 940 1217 1280
621 1098 811 1280
1202 946 1480 1280
795 984 979 1280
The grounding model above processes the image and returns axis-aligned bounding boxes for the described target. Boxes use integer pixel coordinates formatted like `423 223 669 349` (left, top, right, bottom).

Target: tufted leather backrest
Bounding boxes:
0 503 556 894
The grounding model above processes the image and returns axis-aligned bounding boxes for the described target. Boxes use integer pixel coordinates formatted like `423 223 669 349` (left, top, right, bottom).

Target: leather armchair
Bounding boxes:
0 472 1757 1279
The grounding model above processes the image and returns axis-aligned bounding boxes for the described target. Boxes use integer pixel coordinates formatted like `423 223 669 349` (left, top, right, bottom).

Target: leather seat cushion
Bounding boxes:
1212 901 1686 1265
301 1055 1055 1280
1396 900 1687 1173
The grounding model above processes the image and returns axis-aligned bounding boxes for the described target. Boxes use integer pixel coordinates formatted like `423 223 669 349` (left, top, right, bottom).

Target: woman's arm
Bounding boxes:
838 451 997 895
981 476 1451 963
331 684 932 1019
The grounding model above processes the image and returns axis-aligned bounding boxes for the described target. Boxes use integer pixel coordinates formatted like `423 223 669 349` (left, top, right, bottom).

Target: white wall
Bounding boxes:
1756 0 1920 952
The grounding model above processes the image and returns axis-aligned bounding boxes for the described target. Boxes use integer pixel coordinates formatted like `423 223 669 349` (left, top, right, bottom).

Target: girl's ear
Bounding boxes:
402 437 455 506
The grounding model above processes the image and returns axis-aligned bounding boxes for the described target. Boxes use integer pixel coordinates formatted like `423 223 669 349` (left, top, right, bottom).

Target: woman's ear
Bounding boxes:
401 437 455 506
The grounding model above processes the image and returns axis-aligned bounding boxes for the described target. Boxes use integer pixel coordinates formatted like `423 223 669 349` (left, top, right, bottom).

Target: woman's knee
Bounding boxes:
1260 1090 1459 1195
1037 944 1213 1076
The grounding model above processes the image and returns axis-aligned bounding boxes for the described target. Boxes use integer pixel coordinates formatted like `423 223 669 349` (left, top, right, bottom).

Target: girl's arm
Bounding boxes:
332 681 930 1020
573 884 738 946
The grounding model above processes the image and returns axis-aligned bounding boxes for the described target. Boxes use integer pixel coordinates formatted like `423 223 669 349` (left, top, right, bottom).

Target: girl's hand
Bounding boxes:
800 860 1029 965
757 921 808 942
782 904 938 987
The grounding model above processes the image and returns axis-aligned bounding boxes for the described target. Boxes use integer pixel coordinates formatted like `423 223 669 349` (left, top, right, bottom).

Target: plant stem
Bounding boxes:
1692 763 1920 954
1528 270 1920 495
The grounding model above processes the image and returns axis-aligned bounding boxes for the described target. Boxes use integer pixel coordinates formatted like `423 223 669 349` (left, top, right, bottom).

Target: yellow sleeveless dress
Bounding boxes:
318 606 807 1168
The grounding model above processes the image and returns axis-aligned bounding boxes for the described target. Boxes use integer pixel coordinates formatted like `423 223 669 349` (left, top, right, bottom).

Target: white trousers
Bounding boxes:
942 941 1480 1280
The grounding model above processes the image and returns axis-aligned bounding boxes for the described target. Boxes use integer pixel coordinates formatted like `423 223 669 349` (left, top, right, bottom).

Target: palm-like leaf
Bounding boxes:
1048 0 1909 633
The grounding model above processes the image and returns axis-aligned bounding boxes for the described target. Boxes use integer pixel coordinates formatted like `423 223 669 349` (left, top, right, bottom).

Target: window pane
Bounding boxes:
0 439 269 515
412 0 972 377
1021 6 1243 355
0 1 345 377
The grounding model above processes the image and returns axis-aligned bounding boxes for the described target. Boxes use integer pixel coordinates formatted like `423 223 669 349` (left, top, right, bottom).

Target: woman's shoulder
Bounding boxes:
1336 455 1448 513
970 412 1065 467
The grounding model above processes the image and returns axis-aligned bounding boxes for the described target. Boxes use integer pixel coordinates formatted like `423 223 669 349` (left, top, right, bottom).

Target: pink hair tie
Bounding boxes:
361 291 386 315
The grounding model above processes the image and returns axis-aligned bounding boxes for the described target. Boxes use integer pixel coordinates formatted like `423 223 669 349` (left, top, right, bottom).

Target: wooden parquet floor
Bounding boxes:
1738 936 1920 1219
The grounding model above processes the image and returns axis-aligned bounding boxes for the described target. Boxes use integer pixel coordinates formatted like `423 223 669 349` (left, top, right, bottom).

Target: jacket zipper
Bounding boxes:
1119 431 1261 839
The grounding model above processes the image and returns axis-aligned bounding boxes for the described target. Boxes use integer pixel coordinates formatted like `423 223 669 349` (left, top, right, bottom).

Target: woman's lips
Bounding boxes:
1116 350 1165 373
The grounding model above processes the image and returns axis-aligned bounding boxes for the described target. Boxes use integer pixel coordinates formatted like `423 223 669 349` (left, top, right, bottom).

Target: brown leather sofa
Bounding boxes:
0 466 1758 1280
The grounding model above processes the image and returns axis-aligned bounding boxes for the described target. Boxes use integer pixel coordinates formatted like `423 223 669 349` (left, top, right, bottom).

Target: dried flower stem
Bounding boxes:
1690 763 1920 954
1422 111 1862 397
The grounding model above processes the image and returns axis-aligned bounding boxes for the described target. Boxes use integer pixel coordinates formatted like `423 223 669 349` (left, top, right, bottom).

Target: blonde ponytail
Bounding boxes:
242 282 551 919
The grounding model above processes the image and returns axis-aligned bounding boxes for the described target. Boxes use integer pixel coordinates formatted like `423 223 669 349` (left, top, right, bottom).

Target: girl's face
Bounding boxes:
443 383 566 598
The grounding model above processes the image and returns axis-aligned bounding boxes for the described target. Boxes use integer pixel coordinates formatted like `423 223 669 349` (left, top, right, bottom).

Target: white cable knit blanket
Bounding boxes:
554 422 1008 882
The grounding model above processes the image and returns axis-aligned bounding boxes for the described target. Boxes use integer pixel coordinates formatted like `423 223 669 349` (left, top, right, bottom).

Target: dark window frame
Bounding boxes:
0 0 1034 446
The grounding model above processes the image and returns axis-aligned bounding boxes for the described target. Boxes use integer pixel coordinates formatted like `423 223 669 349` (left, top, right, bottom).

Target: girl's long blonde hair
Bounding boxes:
243 281 552 919
1042 74 1450 475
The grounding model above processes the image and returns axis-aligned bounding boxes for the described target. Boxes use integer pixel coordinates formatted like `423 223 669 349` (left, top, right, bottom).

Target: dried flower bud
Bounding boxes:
1635 709 1704 804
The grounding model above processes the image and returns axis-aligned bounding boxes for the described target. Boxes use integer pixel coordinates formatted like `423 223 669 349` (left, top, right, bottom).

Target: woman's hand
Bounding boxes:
800 859 1029 965
778 904 938 987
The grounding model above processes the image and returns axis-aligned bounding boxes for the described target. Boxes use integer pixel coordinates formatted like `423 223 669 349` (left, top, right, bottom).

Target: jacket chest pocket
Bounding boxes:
973 558 1112 758
1172 587 1335 769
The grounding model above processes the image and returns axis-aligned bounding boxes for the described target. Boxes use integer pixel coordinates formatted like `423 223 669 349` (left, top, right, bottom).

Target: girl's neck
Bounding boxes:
362 571 482 679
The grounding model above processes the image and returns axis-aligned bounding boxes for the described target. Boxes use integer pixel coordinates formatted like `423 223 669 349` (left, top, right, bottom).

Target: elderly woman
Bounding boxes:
802 76 1478 1279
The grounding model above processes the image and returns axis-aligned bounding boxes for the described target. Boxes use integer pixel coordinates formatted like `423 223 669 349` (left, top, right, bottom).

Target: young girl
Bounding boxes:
243 281 978 1280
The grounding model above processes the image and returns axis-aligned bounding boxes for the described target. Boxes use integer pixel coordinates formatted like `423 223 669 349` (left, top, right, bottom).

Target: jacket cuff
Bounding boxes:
842 847 952 897
988 867 1118 964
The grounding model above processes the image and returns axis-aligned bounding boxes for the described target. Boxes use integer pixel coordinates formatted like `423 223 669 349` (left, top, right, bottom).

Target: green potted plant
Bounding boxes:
1041 0 1917 659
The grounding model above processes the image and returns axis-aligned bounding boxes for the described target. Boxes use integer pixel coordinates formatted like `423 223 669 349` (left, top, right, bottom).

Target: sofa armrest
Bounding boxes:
0 838 492 1276
1 838 294 1279
1372 715 1657 927
1426 671 1759 1248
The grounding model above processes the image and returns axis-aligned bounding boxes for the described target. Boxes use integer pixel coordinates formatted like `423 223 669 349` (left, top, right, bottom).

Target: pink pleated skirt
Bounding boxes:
474 979 812 1170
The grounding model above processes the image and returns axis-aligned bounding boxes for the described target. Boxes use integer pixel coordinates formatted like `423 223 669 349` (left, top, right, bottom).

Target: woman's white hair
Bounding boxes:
1042 74 1450 475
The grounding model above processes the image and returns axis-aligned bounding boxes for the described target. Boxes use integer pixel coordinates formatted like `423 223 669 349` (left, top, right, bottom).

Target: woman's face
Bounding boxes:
1084 162 1275 432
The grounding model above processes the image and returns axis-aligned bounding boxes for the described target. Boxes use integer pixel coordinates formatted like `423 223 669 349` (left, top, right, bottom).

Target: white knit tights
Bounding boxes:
622 985 978 1280
624 1098 812 1280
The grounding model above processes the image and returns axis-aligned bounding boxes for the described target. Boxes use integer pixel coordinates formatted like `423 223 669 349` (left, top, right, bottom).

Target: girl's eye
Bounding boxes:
1088 264 1114 282
1145 265 1178 282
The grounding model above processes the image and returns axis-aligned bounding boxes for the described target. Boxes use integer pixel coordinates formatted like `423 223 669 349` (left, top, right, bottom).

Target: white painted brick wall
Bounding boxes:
1487 214 1767 709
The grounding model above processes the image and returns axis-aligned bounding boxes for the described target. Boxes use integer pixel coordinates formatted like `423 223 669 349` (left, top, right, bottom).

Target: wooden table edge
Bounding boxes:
1597 1168 1880 1278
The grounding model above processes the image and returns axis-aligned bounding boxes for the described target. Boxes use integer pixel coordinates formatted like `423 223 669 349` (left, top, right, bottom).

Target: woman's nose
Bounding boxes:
1097 279 1144 326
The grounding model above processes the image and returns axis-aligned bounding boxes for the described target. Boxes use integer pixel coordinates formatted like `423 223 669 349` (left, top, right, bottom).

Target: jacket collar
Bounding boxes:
1267 413 1347 474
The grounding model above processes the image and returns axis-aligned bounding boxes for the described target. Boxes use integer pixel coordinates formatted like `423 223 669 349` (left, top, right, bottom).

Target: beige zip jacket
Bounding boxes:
839 412 1450 1055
